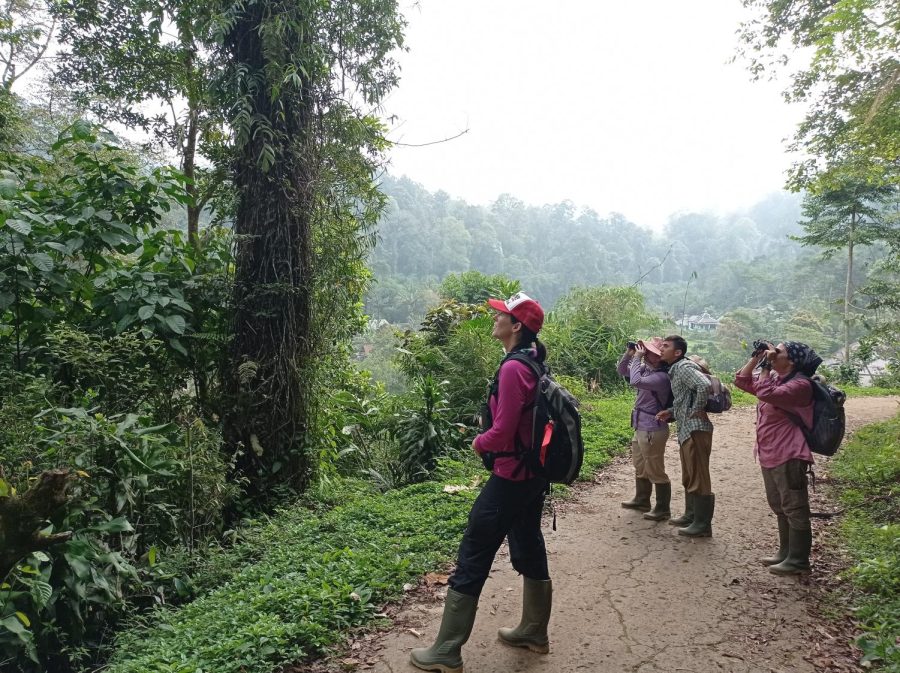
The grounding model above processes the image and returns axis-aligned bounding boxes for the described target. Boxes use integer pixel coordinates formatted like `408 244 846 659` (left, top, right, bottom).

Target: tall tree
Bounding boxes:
52 0 226 242
795 179 895 363
216 0 404 497
0 0 55 91
738 0 899 190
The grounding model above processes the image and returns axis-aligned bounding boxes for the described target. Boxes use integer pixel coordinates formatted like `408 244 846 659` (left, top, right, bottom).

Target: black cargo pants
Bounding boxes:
448 474 550 597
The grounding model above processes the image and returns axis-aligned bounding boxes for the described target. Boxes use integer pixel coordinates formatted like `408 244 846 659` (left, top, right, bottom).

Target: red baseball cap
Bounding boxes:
487 292 544 333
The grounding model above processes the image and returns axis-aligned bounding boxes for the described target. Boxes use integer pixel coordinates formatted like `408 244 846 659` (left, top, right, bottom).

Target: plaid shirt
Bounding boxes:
668 358 714 444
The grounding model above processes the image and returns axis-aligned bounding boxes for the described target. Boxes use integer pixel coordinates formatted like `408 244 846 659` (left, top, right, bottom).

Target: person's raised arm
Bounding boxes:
735 351 766 394
617 346 636 378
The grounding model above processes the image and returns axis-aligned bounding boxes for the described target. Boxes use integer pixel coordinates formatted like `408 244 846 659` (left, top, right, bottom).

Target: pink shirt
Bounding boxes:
734 371 815 468
473 358 538 481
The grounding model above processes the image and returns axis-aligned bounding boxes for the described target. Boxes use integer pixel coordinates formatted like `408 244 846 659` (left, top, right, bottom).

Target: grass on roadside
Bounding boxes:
828 413 900 671
841 385 900 398
106 391 635 673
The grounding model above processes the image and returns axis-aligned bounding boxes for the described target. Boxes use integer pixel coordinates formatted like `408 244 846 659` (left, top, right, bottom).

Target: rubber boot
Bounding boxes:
668 491 695 526
410 589 479 673
643 482 672 521
497 577 552 653
678 494 715 537
760 515 789 566
768 527 812 575
621 478 652 512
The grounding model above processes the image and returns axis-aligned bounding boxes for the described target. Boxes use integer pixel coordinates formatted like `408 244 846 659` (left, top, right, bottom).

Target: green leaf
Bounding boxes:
164 314 186 335
138 305 155 320
0 615 27 634
148 546 157 566
5 218 32 236
30 580 53 608
99 231 124 247
28 253 53 272
15 612 31 628
81 206 96 219
0 177 17 198
115 314 136 332
89 517 134 533
169 338 188 357
71 119 93 140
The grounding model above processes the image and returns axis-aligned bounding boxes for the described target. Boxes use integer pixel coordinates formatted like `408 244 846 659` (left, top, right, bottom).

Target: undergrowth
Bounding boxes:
106 391 635 672
828 414 900 671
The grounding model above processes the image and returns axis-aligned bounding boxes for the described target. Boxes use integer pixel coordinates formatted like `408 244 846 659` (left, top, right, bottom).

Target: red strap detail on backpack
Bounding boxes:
540 421 554 465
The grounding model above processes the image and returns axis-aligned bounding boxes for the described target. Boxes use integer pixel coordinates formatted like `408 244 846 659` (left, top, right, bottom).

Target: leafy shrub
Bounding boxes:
90 389 637 673
0 404 236 671
541 286 659 387
0 371 54 488
830 414 900 670
397 375 468 484
42 325 180 416
438 271 519 304
397 301 499 423
105 482 477 673
1 519 139 672
822 362 861 385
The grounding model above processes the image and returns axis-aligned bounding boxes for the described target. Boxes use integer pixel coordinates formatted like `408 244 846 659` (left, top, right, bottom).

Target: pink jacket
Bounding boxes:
473 358 538 481
734 371 815 468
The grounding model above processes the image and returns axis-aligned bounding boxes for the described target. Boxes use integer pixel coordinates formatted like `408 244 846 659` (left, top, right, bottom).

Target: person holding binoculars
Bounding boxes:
617 337 673 521
734 339 822 575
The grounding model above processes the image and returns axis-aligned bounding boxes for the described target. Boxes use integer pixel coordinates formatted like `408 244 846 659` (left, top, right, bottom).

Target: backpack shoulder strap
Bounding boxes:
778 373 813 431
484 350 543 465
503 351 544 382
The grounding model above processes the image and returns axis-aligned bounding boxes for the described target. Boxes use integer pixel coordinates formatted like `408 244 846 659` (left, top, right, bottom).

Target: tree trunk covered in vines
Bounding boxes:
223 2 317 497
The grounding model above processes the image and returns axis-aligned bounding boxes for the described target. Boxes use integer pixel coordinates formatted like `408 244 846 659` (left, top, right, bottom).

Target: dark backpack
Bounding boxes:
784 375 846 456
479 351 585 485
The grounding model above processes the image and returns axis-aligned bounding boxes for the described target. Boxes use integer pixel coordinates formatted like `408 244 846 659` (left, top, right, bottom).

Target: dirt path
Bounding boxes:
362 396 898 673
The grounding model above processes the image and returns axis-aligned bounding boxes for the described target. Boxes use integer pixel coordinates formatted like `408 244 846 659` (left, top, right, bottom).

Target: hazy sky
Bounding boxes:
382 0 805 230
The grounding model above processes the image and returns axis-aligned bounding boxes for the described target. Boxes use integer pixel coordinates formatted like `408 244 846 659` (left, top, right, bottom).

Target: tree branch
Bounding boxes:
390 128 469 147
632 244 673 286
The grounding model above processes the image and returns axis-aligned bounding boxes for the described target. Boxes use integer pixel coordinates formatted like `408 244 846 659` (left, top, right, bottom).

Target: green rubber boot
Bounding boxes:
678 494 715 538
769 527 812 575
643 482 672 521
498 578 552 653
668 491 695 526
410 589 479 673
621 478 652 512
761 515 789 566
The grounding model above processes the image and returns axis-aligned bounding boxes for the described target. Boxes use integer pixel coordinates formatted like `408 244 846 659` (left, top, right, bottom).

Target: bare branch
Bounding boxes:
390 127 469 148
632 244 674 286
8 14 55 86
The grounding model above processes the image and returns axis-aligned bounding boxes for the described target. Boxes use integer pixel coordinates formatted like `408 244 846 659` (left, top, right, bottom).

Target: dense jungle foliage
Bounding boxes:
0 0 897 671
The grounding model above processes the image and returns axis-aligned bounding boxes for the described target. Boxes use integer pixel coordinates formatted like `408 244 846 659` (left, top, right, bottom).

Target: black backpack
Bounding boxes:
783 374 847 456
478 351 585 485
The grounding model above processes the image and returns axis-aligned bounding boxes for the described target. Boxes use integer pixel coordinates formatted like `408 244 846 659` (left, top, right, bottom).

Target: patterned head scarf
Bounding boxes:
783 341 822 377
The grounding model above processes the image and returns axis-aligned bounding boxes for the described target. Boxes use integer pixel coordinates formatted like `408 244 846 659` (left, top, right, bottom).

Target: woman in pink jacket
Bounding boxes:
411 292 551 673
734 340 822 575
